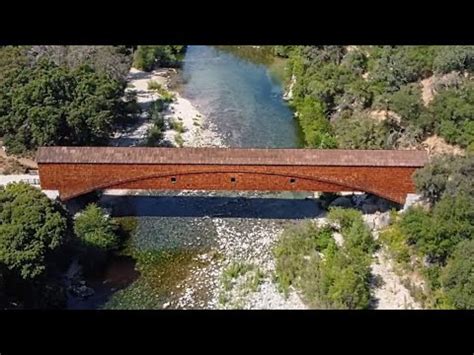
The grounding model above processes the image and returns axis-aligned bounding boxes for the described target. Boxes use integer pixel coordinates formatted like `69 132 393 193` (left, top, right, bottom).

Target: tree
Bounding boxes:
74 203 119 251
0 46 30 86
333 113 391 149
0 59 126 154
429 80 474 148
297 97 337 148
0 183 68 280
414 155 473 203
387 83 427 130
441 239 474 309
433 46 474 74
132 46 187 71
27 45 133 82
400 194 473 263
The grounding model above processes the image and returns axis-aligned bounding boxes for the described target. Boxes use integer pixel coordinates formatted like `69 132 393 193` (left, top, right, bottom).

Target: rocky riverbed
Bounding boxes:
68 47 424 310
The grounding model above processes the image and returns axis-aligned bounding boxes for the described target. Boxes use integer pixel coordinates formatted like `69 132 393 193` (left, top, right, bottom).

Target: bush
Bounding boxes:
0 183 69 280
274 209 373 309
273 221 332 297
441 239 474 309
428 80 474 148
133 46 186 72
433 46 474 74
170 119 186 133
379 224 411 265
400 193 473 263
387 83 427 129
144 124 164 147
174 133 184 147
0 60 125 154
333 113 391 149
74 204 120 251
296 97 337 148
414 155 473 203
328 207 376 254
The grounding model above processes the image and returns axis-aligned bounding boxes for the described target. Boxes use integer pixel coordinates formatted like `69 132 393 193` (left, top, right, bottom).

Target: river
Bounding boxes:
177 46 303 148
68 46 314 310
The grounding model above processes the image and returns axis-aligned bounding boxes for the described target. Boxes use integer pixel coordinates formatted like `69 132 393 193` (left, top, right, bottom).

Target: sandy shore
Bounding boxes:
111 67 224 148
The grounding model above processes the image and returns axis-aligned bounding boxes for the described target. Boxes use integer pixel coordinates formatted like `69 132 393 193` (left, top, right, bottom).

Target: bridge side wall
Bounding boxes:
38 163 419 204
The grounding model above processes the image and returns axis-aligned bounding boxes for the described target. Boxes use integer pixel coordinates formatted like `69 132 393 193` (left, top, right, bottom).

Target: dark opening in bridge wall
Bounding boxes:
290 178 296 184
171 177 177 183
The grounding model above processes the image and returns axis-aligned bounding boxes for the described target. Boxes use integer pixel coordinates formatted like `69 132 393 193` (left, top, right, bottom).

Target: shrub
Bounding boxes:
333 113 391 149
133 46 186 72
441 239 474 309
414 155 473 203
296 97 337 148
170 119 186 133
433 46 474 74
74 204 119 251
274 211 373 309
174 133 184 147
0 183 69 280
428 80 474 148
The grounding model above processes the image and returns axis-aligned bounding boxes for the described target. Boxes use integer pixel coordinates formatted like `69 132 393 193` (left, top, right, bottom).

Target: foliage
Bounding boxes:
341 49 368 75
333 113 391 149
399 193 473 263
296 97 337 148
0 60 126 154
441 239 474 309
132 46 186 71
144 125 164 147
0 183 68 280
414 155 474 203
327 207 376 254
433 46 474 74
379 224 411 265
0 46 30 86
27 45 133 82
174 133 184 147
368 46 437 94
428 80 474 148
273 211 373 309
386 83 427 130
170 119 186 133
74 203 120 251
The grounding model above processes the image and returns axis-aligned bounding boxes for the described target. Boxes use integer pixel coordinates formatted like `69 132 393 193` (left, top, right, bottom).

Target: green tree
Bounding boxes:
441 239 474 309
433 46 474 74
74 203 119 251
297 97 337 148
132 45 186 71
0 60 125 154
429 80 474 148
0 183 68 280
414 155 473 203
333 113 391 149
387 83 427 129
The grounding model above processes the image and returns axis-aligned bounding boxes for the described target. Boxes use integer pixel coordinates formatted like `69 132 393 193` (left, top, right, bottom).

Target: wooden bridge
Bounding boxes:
36 147 429 204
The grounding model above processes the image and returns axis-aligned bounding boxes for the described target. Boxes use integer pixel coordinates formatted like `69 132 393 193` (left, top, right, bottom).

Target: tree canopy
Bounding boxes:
0 183 68 280
0 59 126 154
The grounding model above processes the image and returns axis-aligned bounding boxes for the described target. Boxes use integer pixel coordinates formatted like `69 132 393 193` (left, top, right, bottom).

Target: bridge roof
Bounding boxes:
37 147 428 167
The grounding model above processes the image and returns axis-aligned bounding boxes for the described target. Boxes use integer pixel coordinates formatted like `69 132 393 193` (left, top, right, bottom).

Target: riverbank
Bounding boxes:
111 67 224 148
87 46 422 310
